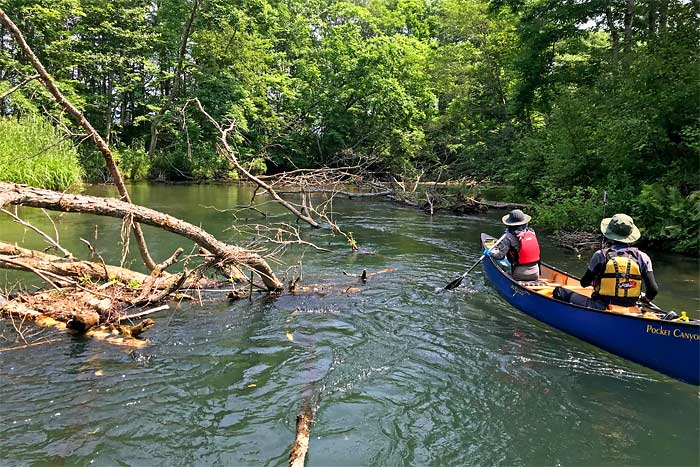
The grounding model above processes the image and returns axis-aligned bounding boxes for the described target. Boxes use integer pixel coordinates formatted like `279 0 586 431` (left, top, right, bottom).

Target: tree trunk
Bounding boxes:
658 0 669 34
605 7 620 61
648 0 657 38
0 241 163 286
623 0 636 53
148 0 200 159
0 182 283 291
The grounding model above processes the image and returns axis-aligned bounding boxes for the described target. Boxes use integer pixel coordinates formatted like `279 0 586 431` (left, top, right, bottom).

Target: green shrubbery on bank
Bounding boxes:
0 116 83 191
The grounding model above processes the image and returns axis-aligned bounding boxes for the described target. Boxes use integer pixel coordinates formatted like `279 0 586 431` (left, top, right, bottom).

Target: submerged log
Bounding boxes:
289 405 313 467
0 182 283 291
118 318 155 338
66 310 100 333
0 241 223 291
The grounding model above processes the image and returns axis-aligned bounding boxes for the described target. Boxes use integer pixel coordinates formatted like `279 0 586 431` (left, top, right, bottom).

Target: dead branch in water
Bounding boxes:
0 299 151 348
185 99 359 250
289 403 314 467
0 181 286 344
187 99 321 228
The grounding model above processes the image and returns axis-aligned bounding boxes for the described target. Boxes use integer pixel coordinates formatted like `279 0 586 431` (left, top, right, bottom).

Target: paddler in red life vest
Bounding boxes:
487 209 541 281
553 213 659 310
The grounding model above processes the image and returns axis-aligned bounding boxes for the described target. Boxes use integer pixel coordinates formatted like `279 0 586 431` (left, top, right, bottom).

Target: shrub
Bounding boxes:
115 143 150 180
0 116 83 190
634 184 699 254
529 186 604 232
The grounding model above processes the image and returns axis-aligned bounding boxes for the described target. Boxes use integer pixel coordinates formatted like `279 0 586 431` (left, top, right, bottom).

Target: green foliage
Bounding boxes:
115 143 150 181
635 185 700 254
1 0 698 250
0 116 83 190
529 186 604 232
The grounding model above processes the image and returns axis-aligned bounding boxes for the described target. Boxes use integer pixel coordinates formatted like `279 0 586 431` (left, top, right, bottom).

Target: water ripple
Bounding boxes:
1 191 698 466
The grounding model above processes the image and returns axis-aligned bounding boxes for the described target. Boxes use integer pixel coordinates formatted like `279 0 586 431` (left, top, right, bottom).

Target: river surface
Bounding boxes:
1 183 698 466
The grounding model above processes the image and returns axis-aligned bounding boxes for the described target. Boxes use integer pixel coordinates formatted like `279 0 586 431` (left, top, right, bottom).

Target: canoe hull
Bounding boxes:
481 235 700 385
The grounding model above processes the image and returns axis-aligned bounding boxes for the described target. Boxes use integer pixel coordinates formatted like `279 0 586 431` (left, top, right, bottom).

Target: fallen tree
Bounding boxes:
0 241 168 286
0 182 285 345
0 182 283 291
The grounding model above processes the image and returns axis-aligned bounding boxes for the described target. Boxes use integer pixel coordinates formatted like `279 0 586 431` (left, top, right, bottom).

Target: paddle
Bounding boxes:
636 293 684 320
442 232 508 291
637 294 666 314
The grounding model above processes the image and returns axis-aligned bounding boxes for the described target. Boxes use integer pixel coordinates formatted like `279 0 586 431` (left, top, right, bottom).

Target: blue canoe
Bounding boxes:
480 233 700 385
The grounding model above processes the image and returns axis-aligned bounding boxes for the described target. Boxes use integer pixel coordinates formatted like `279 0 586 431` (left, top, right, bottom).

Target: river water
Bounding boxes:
1 183 698 466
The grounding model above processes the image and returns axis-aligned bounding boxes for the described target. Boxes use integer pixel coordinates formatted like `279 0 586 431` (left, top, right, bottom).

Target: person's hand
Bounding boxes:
639 292 650 304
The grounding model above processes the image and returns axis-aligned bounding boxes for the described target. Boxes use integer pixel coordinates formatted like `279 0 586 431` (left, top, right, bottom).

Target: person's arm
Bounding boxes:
488 235 511 260
642 269 659 300
580 251 603 287
580 267 596 288
639 252 658 301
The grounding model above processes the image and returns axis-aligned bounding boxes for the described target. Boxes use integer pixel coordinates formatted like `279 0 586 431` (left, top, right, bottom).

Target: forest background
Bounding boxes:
0 0 698 253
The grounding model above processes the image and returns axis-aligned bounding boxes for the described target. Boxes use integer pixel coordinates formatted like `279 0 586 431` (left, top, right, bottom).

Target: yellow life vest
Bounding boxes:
596 248 642 299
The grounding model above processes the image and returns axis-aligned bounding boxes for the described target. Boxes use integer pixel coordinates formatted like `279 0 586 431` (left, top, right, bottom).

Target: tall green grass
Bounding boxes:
0 116 83 190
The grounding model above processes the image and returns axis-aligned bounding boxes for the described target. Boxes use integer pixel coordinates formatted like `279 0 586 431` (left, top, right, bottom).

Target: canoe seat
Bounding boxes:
525 282 594 298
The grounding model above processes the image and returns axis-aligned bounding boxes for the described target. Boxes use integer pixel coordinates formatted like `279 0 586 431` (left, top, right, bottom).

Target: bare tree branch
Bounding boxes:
0 207 73 257
0 73 39 99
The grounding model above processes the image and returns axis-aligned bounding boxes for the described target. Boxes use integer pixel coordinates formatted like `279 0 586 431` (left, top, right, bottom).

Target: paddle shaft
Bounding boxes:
445 232 509 290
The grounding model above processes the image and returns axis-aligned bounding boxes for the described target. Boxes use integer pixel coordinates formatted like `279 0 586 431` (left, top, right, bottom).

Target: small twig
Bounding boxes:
8 311 29 345
41 209 61 247
0 73 39 99
118 304 169 322
1 208 72 257
0 337 61 352
80 237 110 279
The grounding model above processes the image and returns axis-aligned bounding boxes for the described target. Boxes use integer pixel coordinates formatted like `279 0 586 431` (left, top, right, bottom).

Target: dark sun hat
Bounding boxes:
502 209 531 226
600 213 640 243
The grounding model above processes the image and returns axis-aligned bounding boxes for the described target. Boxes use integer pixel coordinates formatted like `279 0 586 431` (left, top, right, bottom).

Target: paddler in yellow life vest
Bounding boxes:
553 213 659 310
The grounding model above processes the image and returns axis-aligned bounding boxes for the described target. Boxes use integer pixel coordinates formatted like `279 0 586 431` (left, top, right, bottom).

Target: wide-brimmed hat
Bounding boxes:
502 209 531 226
600 213 640 243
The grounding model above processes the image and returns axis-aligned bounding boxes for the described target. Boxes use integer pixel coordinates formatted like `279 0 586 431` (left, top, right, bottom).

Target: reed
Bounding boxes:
0 116 83 191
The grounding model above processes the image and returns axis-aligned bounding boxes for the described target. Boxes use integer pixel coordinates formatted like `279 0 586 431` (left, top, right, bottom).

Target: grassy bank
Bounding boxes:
0 116 83 191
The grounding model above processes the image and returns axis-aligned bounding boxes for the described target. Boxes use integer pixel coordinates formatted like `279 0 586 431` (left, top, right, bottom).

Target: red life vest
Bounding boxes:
516 230 540 265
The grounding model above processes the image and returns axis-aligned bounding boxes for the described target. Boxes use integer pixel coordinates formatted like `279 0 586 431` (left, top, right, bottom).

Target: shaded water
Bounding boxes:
1 183 698 466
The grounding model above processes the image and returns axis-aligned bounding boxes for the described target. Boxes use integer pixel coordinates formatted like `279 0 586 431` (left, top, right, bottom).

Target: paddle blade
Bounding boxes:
443 275 464 291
